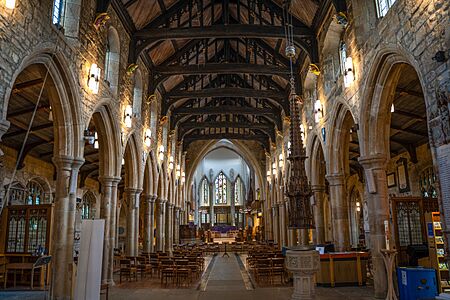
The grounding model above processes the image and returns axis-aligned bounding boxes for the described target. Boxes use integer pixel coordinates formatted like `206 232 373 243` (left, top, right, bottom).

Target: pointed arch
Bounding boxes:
143 150 158 196
105 27 121 97
133 69 143 118
123 134 141 189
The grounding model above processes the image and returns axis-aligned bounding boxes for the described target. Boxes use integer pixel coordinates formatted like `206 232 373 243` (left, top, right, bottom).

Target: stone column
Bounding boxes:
143 195 156 253
230 181 236 226
209 182 215 226
51 156 83 299
125 188 141 256
156 199 166 251
272 205 279 244
165 203 174 252
110 178 120 258
174 207 180 245
311 184 326 244
99 176 118 285
359 155 390 298
278 202 286 247
326 173 350 251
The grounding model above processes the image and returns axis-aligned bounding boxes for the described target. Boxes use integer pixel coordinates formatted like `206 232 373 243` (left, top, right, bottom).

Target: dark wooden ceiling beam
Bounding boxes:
179 121 273 131
3 122 53 139
16 139 53 170
154 63 290 77
96 0 111 13
183 132 268 148
111 0 136 35
166 87 284 100
390 125 428 138
173 106 277 116
12 78 44 94
7 105 50 118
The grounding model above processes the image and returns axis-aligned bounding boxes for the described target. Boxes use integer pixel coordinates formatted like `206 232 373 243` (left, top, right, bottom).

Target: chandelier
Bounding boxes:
283 1 314 229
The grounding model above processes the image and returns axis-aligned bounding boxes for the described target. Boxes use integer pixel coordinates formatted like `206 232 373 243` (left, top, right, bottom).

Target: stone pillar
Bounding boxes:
174 207 180 245
125 188 141 256
359 155 390 298
209 182 215 226
143 195 156 253
326 173 350 251
110 178 120 256
99 176 120 285
278 202 286 247
230 180 236 226
51 156 83 299
156 199 166 251
272 205 279 244
311 184 326 244
166 203 174 252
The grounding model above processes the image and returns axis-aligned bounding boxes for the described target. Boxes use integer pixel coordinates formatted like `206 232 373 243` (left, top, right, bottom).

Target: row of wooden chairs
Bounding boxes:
119 256 152 284
248 257 286 286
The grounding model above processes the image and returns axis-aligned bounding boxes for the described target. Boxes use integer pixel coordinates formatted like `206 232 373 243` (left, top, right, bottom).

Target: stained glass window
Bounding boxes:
26 181 47 205
82 192 96 219
235 176 243 205
202 179 209 205
215 172 227 204
52 0 65 26
419 167 437 198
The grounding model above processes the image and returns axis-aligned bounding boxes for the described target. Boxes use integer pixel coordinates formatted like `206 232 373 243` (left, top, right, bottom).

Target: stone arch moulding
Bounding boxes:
326 102 357 175
2 48 83 159
186 140 265 202
123 133 142 190
89 103 122 178
358 47 433 158
309 135 327 187
143 150 158 196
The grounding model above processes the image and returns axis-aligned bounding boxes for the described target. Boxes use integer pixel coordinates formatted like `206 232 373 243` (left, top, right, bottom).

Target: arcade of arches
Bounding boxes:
0 0 448 299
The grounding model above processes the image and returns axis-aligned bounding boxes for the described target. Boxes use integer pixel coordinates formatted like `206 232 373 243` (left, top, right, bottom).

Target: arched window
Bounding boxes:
82 192 96 219
133 70 143 118
201 178 209 206
215 172 227 204
104 27 120 96
339 42 347 75
26 180 47 205
419 167 437 198
234 176 243 205
52 0 65 27
375 0 397 17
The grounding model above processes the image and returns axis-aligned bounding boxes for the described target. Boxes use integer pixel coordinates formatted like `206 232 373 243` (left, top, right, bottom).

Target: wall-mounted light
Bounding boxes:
144 128 152 147
314 100 323 123
121 158 125 165
300 124 305 141
88 64 101 94
272 162 277 176
93 131 99 149
344 56 354 88
5 0 16 9
158 145 165 161
168 156 174 170
124 105 133 128
257 211 263 218
181 171 186 184
287 141 292 157
356 201 361 212
176 164 181 178
391 103 395 113
48 106 53 121
278 153 284 168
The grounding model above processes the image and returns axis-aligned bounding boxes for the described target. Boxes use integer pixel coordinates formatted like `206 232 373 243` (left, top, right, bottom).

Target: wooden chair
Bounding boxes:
160 261 175 287
175 260 191 287
254 259 272 286
270 258 285 284
119 259 137 283
100 283 109 299
137 256 152 279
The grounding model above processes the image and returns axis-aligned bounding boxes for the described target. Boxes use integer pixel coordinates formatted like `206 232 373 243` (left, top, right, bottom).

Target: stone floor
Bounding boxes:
0 253 377 300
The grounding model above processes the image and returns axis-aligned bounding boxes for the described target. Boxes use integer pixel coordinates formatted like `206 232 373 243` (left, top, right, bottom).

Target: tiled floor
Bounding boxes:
0 253 377 300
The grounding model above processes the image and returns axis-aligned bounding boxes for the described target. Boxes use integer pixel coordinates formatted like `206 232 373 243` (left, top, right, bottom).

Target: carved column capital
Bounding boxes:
358 154 388 170
52 155 74 170
325 173 345 186
99 176 121 186
311 184 326 192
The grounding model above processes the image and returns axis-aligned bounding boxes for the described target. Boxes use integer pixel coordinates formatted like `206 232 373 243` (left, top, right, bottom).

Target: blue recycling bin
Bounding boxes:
397 267 438 300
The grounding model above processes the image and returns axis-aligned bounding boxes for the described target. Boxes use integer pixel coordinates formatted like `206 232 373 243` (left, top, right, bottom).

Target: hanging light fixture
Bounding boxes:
283 1 313 230
88 64 101 94
144 128 152 147
391 103 395 113
158 145 165 161
5 0 16 9
124 105 133 128
48 106 53 121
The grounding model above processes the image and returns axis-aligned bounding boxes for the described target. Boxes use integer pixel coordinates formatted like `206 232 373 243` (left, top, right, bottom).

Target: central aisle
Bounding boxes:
204 255 248 292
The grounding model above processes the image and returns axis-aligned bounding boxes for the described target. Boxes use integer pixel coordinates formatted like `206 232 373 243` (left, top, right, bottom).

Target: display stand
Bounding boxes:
381 249 398 300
